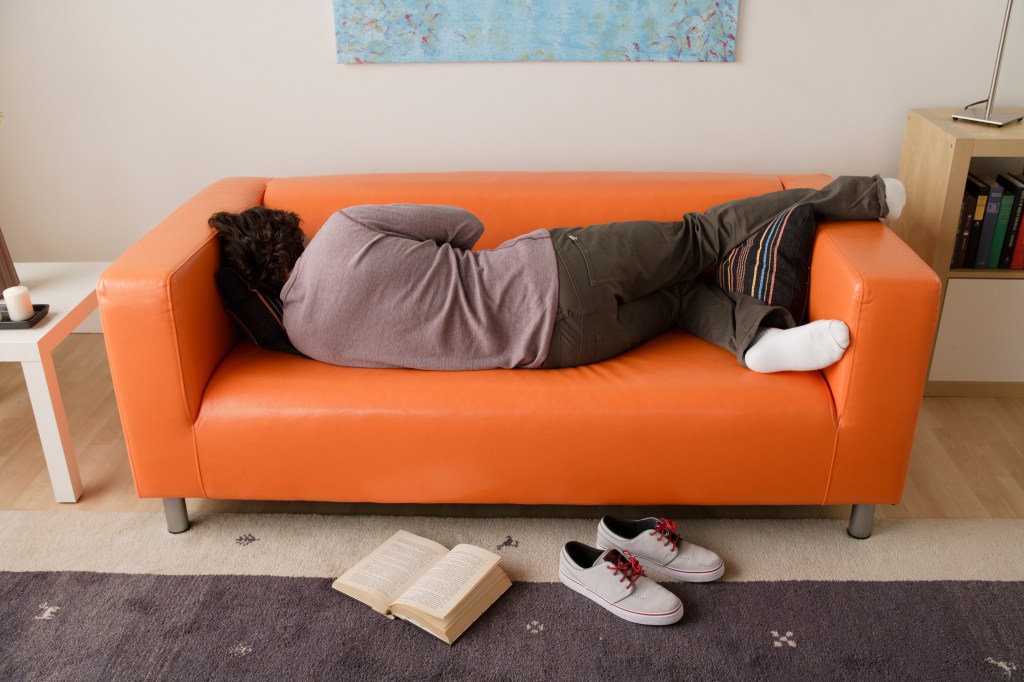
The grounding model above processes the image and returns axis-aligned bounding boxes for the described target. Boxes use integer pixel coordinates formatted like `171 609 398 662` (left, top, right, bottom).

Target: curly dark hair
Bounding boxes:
209 207 306 299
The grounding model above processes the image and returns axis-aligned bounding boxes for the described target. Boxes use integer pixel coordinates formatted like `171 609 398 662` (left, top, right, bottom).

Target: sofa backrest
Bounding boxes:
262 172 796 249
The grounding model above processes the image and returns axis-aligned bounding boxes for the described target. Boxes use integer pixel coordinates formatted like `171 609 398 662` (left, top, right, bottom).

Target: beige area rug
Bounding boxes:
2 511 1024 582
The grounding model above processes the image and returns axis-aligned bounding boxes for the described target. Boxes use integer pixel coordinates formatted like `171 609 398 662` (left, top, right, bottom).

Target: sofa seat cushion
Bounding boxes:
195 334 839 505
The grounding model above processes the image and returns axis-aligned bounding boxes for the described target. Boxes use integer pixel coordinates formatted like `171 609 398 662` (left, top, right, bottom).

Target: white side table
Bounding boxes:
1 262 110 502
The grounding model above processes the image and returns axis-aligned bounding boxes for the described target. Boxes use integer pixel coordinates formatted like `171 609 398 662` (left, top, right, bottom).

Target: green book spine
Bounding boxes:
987 194 1015 268
973 176 1003 268
996 174 1024 268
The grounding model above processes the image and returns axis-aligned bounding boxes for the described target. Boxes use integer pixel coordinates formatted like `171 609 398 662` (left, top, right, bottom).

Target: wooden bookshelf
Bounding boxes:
890 108 1024 397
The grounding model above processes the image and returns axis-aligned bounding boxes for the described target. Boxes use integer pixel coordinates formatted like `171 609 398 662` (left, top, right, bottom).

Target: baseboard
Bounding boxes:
925 381 1024 397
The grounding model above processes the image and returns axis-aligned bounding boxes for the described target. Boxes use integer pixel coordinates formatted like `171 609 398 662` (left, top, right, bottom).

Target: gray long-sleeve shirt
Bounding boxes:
281 204 558 370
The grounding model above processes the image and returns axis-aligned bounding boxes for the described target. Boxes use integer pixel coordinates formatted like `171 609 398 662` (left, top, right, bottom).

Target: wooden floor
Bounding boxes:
2 334 1023 520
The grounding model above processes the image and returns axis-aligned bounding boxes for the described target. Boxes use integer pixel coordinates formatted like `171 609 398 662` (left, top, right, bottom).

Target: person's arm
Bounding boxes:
339 204 485 250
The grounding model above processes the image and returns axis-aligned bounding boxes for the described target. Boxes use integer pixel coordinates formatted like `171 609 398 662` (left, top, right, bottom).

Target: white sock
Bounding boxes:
744 320 850 373
882 177 906 221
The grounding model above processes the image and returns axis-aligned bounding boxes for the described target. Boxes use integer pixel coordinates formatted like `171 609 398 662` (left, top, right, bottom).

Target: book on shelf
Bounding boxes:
971 174 1005 269
332 530 512 645
988 181 1016 268
1009 173 1024 269
952 178 980 268
961 174 989 268
951 187 971 269
996 174 1024 269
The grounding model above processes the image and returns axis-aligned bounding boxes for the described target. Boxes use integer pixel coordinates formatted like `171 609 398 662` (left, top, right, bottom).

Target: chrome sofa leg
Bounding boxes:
847 504 875 539
163 498 190 534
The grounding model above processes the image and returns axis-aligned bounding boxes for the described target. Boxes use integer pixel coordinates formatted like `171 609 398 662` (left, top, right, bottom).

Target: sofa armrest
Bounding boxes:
97 177 269 498
808 220 941 504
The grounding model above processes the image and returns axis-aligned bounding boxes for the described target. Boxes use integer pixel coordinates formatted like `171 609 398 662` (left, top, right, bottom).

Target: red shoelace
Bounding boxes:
607 550 645 588
650 518 682 550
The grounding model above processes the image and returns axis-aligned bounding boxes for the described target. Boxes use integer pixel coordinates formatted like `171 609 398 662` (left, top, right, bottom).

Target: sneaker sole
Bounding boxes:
558 570 683 626
595 541 725 583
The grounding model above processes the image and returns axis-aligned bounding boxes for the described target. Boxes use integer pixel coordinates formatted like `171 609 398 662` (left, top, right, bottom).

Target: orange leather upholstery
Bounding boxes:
98 173 940 508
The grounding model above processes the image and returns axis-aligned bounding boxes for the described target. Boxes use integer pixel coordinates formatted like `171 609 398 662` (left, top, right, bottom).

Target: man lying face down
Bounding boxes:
209 175 905 373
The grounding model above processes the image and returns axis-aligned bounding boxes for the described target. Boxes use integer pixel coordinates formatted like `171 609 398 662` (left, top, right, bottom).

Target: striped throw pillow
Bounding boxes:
716 203 816 324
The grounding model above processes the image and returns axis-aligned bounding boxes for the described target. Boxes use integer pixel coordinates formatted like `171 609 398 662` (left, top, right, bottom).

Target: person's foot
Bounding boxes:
744 320 850 373
883 177 906 221
559 541 684 625
596 516 725 582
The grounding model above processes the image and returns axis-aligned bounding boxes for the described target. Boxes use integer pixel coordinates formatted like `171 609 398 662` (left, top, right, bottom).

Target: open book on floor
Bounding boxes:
332 530 512 645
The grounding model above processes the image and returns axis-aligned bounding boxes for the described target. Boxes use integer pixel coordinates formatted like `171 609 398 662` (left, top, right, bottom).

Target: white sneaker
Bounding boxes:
596 516 725 583
559 541 683 626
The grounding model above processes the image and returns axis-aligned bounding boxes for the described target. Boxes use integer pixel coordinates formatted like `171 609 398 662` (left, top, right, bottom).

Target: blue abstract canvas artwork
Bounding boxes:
333 1 738 63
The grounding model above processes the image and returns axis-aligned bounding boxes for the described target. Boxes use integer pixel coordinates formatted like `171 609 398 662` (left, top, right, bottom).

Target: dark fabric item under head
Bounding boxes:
215 267 304 357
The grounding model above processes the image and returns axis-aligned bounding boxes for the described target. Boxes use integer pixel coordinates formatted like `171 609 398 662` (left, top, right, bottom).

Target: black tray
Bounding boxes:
0 303 49 329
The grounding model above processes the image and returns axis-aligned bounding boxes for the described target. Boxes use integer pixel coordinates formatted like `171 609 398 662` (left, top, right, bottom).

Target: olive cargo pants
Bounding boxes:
539 175 889 369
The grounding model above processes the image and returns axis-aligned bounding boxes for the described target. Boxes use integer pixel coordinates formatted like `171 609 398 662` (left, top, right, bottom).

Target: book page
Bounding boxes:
333 530 448 608
391 544 500 619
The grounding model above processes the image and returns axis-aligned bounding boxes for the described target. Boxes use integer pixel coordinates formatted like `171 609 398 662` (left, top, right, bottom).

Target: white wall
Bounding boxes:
1 0 1022 262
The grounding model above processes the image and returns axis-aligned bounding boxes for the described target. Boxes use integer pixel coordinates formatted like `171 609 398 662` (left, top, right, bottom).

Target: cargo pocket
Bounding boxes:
567 230 640 286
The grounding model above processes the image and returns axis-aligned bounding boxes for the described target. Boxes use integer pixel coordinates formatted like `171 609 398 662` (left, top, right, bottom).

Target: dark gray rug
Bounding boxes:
2 571 1021 681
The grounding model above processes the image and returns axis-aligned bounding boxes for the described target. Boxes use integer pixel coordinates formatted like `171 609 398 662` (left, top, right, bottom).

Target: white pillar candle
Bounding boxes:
3 285 34 322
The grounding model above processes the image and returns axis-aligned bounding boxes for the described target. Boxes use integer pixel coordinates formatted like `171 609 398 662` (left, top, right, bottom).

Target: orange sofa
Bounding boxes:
97 172 940 538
